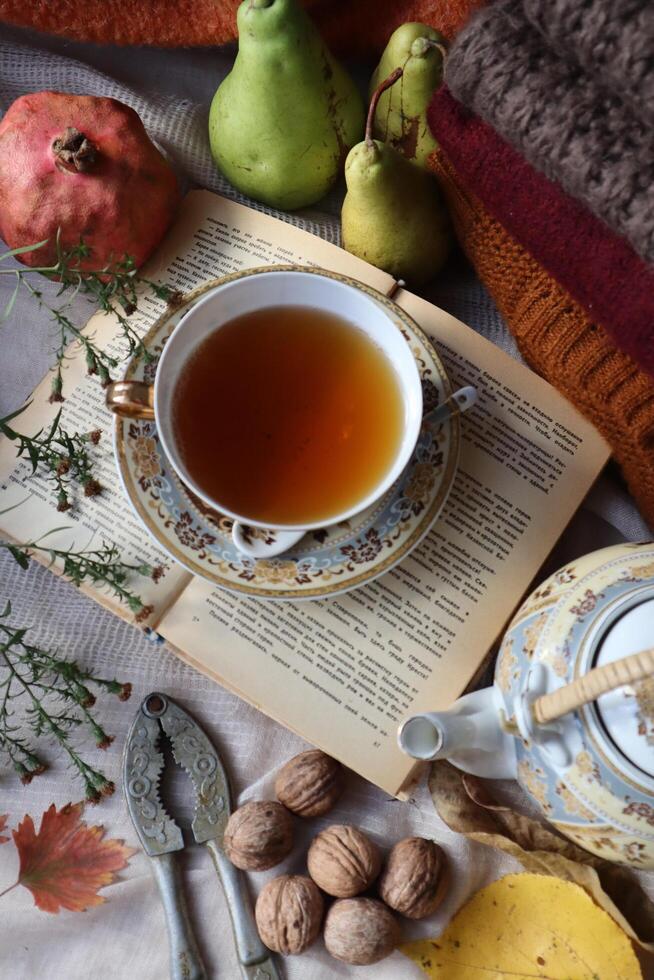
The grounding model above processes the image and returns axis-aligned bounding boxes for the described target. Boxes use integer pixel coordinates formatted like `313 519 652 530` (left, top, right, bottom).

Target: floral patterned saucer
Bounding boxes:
114 267 459 600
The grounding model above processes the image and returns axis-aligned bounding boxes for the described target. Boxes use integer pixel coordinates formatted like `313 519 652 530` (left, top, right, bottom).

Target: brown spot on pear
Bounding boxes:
369 22 447 168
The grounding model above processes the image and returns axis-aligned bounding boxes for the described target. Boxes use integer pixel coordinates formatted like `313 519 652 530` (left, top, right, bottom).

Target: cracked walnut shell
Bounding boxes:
255 875 324 955
275 749 344 818
324 898 400 965
223 801 294 871
307 824 381 897
378 837 448 918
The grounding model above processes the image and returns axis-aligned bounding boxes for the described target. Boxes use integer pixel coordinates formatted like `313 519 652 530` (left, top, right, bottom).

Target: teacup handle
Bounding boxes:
232 524 305 559
105 381 155 420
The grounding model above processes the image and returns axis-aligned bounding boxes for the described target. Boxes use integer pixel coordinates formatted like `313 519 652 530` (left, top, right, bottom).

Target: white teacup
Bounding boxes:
107 267 473 558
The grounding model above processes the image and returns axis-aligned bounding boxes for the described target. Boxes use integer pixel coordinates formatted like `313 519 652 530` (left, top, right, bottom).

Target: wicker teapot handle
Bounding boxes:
531 647 654 725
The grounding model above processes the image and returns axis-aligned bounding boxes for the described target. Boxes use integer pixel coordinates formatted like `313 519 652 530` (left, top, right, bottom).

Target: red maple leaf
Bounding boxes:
9 802 135 913
0 814 9 845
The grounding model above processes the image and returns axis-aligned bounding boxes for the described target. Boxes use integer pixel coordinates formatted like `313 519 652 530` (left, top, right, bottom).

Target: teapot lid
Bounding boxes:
592 598 654 779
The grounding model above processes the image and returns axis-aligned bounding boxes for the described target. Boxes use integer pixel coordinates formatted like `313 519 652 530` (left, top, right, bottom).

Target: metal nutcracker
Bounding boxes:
123 692 282 980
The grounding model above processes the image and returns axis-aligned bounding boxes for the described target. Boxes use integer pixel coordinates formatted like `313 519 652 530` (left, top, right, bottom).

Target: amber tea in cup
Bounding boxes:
171 306 404 526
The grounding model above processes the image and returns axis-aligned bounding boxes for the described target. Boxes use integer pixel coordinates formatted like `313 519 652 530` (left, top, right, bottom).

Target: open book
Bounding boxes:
0 191 610 795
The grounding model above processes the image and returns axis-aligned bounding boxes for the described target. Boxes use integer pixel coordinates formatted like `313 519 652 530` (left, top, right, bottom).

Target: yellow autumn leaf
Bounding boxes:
402 873 642 980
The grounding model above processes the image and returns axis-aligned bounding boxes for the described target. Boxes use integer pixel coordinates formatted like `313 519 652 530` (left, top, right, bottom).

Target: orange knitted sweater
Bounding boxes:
430 150 654 529
0 0 482 54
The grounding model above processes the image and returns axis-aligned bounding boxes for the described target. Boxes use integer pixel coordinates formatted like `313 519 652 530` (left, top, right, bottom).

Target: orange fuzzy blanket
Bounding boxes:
0 1 481 54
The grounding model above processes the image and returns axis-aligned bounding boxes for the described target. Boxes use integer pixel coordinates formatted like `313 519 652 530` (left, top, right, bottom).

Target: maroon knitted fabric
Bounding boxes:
428 86 654 379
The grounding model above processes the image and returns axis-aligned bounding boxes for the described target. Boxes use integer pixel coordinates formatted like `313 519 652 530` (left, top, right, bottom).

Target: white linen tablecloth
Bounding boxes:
0 25 651 980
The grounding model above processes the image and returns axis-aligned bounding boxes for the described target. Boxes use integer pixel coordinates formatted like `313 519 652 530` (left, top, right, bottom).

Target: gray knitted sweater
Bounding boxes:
524 0 654 122
445 0 654 263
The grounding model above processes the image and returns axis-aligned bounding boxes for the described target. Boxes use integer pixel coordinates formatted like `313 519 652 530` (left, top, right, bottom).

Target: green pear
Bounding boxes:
342 69 450 285
209 0 364 210
370 23 446 168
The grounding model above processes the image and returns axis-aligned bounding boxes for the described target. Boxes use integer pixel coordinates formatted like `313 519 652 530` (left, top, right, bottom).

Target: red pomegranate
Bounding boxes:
0 91 180 271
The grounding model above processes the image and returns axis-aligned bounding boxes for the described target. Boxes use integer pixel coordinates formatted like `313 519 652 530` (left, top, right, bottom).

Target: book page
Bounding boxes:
155 291 610 794
1 187 610 794
0 190 394 622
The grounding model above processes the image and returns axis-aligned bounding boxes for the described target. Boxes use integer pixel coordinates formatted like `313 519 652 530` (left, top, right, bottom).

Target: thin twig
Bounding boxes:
0 602 134 800
0 234 173 399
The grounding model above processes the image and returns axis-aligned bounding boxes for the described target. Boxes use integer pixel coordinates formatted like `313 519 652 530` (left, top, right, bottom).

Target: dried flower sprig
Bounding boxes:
0 600 132 801
0 238 172 798
1 537 161 623
0 235 174 399
0 404 102 512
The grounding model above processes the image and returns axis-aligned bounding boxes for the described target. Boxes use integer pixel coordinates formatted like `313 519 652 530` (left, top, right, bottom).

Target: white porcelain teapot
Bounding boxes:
399 542 654 868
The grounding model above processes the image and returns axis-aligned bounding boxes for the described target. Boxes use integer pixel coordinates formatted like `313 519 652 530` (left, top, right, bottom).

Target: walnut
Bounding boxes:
255 875 324 955
223 801 293 871
378 837 448 919
307 824 381 897
275 749 344 818
324 898 400 965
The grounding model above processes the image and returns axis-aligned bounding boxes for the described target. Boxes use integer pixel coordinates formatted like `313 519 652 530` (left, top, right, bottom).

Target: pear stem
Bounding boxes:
424 39 449 61
366 67 403 148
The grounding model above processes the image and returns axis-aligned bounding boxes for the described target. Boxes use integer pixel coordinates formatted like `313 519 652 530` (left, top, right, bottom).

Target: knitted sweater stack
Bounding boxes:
429 0 654 528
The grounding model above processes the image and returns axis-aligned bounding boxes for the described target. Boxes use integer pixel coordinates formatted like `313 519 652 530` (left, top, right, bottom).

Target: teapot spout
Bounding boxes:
398 688 518 779
399 711 480 759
